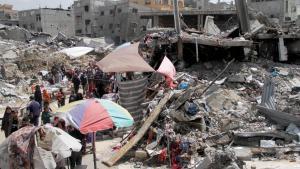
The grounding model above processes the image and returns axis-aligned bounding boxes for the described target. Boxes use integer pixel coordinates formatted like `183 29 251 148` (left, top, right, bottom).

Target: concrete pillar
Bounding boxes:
153 16 159 27
197 14 204 31
235 0 250 34
278 37 288 61
173 0 183 60
173 0 181 34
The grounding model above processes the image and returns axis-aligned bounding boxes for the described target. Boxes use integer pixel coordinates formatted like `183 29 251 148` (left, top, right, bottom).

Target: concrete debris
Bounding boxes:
0 6 299 169
204 16 221 36
0 25 32 42
104 56 300 168
260 140 276 148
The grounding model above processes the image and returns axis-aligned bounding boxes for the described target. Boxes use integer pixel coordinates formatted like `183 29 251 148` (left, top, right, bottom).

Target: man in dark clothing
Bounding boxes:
27 96 41 126
86 68 94 96
34 85 43 107
69 127 85 169
72 74 81 94
76 93 84 101
69 91 77 103
94 69 105 98
80 72 88 95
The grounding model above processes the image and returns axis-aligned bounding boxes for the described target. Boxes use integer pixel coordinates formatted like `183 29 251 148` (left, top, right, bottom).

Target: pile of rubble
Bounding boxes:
0 24 115 112
104 58 300 169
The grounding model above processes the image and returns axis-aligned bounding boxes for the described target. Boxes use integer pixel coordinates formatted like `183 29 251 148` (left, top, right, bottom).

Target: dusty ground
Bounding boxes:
244 160 300 169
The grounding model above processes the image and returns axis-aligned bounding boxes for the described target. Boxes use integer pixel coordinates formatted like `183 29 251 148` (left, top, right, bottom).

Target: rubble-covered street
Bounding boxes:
0 0 300 169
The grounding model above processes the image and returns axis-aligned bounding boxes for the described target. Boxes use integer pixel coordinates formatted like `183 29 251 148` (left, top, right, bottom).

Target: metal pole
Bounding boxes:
93 132 97 169
195 37 199 62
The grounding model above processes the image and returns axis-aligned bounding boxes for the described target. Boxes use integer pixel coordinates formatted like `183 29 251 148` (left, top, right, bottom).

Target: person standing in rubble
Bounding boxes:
56 88 65 107
87 67 95 97
60 63 66 79
41 105 52 124
34 85 43 108
42 89 51 108
94 68 105 98
80 71 88 95
72 73 81 94
1 106 13 137
27 96 41 126
68 126 85 169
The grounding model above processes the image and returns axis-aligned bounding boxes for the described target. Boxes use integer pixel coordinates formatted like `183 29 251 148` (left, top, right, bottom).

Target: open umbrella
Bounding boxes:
56 98 134 169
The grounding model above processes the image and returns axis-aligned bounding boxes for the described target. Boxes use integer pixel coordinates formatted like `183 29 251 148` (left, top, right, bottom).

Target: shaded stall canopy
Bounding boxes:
97 42 154 73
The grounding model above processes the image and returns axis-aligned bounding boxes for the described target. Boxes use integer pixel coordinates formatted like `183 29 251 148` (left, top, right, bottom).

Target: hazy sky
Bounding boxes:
0 0 233 10
0 0 74 10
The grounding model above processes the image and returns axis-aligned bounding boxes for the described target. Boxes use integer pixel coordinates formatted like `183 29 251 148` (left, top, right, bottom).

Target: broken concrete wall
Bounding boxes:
204 16 221 35
0 26 32 42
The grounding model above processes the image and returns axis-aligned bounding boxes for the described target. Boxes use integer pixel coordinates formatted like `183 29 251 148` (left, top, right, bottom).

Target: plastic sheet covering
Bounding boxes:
0 138 9 169
118 77 148 122
43 125 82 158
33 147 56 169
60 47 94 59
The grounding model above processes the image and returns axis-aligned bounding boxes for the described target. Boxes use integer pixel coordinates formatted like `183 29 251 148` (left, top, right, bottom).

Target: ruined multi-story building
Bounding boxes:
18 8 75 36
0 4 19 26
130 0 185 10
248 0 298 23
73 0 158 43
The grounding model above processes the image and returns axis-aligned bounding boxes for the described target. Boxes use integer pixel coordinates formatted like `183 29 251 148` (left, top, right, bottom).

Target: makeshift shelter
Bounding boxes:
0 125 82 169
96 42 154 73
96 43 154 122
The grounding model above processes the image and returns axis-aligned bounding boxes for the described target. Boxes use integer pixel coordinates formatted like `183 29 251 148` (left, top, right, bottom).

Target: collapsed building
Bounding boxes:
0 1 299 169
96 1 300 169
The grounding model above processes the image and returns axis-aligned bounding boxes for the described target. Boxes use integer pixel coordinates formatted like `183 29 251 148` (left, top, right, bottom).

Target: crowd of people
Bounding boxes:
0 62 118 169
1 100 86 169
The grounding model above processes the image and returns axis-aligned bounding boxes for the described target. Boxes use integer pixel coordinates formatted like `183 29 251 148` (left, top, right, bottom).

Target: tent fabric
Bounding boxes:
157 56 176 80
118 76 148 122
42 125 82 158
60 47 94 59
96 43 154 73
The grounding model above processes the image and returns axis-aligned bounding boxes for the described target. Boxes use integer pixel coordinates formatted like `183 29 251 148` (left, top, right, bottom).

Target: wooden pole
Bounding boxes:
93 132 97 169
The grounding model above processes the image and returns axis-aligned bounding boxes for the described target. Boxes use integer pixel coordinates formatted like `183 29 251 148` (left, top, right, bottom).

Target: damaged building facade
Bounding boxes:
248 0 299 23
0 4 18 26
74 0 155 43
18 8 75 37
